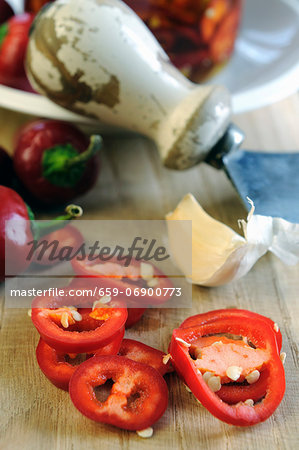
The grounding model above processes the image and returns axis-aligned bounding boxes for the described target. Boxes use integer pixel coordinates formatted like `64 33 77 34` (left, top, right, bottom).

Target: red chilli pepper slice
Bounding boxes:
31 293 127 353
186 334 270 404
71 256 174 305
179 309 282 351
118 339 173 376
169 316 285 426
200 0 231 43
69 355 169 430
36 328 125 390
218 369 269 405
32 225 84 266
210 3 241 63
125 303 147 328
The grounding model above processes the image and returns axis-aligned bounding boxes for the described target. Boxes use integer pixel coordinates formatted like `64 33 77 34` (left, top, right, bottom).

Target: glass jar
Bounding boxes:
124 0 244 81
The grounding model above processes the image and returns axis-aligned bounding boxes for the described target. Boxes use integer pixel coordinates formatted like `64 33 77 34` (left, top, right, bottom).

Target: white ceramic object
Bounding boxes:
26 0 231 169
1 0 299 120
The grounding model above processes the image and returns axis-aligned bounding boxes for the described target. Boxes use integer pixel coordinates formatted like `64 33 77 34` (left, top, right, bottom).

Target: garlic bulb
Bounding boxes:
166 194 299 287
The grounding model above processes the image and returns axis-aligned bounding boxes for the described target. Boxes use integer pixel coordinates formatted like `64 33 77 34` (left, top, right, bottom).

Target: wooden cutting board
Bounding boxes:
0 95 299 450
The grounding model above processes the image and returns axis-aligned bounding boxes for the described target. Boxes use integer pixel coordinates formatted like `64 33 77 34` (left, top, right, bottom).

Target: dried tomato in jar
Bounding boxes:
124 0 244 82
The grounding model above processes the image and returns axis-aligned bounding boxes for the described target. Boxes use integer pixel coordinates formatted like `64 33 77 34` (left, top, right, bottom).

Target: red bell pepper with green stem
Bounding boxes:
169 315 285 426
0 186 82 281
0 185 33 281
0 13 34 90
13 120 102 205
69 355 169 430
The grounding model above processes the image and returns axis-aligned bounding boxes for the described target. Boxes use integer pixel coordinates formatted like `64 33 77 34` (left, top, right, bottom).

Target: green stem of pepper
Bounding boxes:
29 204 83 240
42 135 102 188
65 135 102 168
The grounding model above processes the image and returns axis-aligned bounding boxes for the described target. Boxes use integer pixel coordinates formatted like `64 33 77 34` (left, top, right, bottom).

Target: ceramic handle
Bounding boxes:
26 0 231 169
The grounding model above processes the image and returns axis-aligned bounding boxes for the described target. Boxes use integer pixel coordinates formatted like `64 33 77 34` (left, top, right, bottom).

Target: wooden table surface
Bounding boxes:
0 95 299 450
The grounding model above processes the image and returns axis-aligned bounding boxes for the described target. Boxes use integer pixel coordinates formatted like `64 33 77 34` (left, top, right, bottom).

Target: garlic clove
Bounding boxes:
166 194 245 284
166 193 298 287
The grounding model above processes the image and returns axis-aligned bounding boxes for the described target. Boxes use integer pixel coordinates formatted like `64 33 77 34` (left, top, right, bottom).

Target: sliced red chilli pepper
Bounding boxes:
36 328 124 390
69 355 169 430
31 292 127 353
71 256 174 305
187 334 270 404
125 302 147 328
200 0 231 43
164 4 198 24
175 25 204 46
118 339 173 376
68 277 147 328
170 49 209 69
169 316 285 426
210 3 241 63
31 225 84 266
153 28 176 52
218 369 269 405
179 309 282 351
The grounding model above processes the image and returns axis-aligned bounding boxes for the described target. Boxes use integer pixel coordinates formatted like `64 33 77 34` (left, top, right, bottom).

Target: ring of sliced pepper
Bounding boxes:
170 316 285 426
36 327 125 390
71 256 174 305
179 308 282 405
31 295 128 353
69 355 169 430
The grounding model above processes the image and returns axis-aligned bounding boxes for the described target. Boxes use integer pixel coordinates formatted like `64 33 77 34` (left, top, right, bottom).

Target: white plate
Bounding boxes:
1 0 299 126
211 0 299 113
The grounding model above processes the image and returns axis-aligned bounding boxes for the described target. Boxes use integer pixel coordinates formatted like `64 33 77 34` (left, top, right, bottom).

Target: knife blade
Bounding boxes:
205 124 299 223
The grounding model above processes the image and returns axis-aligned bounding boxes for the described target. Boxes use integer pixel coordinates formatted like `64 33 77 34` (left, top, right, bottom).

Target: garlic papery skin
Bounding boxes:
166 194 299 287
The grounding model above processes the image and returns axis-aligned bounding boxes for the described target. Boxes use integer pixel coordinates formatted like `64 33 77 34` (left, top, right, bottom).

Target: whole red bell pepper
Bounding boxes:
169 314 285 426
0 186 33 281
36 327 125 391
0 13 34 90
0 147 13 187
0 186 83 281
69 355 169 430
0 0 14 25
13 120 102 205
